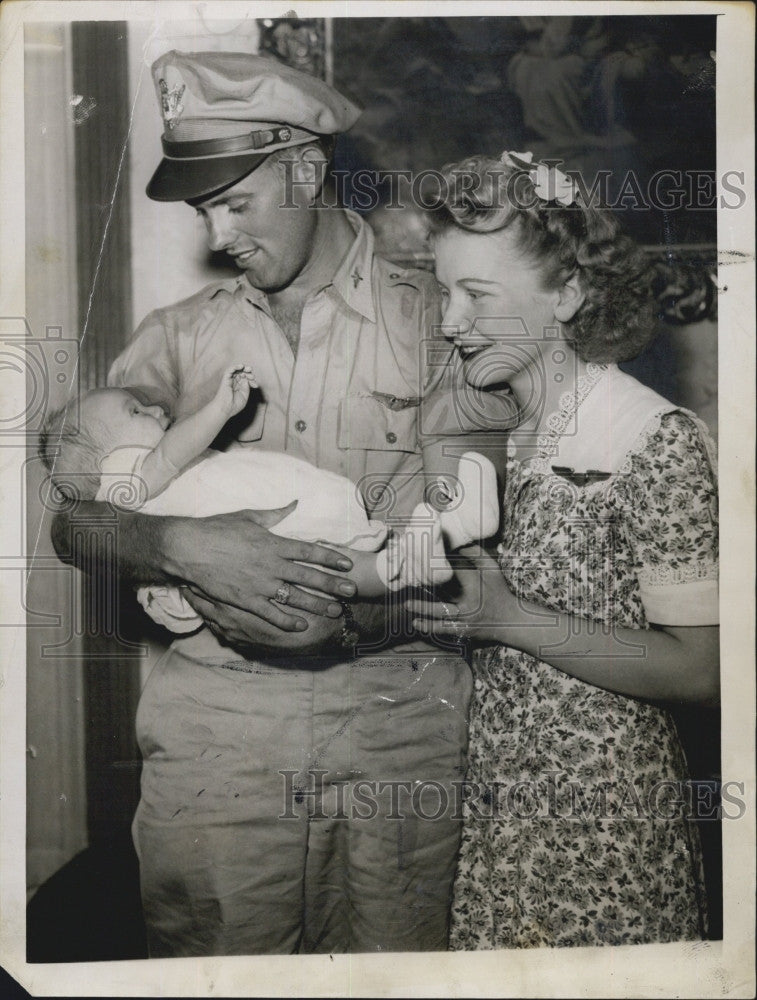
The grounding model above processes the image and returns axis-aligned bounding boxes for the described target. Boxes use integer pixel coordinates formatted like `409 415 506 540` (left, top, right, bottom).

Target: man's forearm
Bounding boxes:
51 503 179 587
351 598 394 645
53 505 378 649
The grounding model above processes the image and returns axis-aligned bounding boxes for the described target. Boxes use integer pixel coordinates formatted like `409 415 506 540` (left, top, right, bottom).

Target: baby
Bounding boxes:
39 365 499 634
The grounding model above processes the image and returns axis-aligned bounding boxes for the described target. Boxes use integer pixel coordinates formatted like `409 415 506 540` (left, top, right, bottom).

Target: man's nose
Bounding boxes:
203 210 234 253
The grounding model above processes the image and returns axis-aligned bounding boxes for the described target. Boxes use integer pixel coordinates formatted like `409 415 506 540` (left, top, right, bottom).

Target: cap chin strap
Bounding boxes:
161 124 316 159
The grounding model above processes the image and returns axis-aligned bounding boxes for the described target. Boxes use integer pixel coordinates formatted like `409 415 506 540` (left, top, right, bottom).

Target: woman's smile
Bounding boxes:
454 339 494 357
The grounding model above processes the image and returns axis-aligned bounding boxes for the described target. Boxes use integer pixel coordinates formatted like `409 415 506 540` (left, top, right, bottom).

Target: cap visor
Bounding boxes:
146 152 269 202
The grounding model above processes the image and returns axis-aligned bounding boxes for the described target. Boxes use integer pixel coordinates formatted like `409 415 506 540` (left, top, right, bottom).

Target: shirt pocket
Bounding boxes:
337 394 418 452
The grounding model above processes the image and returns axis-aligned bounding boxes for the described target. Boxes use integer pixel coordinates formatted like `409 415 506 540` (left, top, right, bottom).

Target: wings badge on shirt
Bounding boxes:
371 391 422 411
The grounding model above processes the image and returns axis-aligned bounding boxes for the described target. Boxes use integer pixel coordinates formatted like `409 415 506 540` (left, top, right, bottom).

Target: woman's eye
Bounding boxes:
466 289 483 301
229 202 248 215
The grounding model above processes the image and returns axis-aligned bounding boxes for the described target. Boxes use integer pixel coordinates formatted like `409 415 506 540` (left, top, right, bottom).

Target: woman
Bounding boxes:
411 151 718 948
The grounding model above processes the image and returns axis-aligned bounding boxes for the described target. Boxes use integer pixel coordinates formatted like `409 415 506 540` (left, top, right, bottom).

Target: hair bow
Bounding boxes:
500 150 578 206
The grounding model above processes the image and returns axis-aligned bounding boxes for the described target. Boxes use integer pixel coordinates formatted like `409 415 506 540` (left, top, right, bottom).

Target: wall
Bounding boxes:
670 318 718 440
24 22 87 893
127 18 260 326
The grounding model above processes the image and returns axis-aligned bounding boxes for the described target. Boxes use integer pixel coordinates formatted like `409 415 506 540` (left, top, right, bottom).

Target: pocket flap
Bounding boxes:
338 394 417 452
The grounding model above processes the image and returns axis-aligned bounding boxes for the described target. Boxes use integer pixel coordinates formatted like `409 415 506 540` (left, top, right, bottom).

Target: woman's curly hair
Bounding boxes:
426 154 657 363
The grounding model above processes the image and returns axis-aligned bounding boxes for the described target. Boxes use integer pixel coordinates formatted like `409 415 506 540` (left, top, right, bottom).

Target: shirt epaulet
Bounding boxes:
377 260 440 313
144 278 241 328
206 277 245 301
380 260 435 290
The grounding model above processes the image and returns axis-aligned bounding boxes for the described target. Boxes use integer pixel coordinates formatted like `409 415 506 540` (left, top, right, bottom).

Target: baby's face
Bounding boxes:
81 388 170 451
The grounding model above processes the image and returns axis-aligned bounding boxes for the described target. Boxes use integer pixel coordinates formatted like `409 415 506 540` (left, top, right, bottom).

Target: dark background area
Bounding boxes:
333 15 716 249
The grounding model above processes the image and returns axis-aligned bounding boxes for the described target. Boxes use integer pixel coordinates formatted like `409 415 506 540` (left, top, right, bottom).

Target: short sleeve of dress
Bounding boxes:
620 410 718 626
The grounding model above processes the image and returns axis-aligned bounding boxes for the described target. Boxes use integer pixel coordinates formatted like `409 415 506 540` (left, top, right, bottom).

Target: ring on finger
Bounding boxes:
274 582 292 605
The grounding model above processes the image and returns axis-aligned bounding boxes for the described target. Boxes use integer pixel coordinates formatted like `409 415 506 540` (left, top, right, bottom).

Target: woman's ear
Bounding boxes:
554 272 585 323
288 145 327 203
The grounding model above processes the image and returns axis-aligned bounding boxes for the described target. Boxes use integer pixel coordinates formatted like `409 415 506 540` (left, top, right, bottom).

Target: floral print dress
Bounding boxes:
450 364 717 949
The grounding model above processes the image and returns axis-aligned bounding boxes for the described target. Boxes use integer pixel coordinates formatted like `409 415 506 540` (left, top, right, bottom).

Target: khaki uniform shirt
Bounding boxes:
109 212 516 524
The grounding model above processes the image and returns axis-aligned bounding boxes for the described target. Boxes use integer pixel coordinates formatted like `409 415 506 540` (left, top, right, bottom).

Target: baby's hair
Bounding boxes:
38 400 103 501
427 153 657 363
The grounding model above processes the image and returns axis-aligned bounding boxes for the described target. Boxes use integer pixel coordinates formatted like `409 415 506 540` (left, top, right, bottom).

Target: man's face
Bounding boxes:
193 152 318 293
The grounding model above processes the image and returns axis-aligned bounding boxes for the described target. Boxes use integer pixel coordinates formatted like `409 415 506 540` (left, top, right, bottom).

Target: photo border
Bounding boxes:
1 1 754 996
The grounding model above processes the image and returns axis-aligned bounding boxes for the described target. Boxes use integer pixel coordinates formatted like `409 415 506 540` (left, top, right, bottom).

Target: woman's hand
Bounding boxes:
407 544 516 644
410 545 720 706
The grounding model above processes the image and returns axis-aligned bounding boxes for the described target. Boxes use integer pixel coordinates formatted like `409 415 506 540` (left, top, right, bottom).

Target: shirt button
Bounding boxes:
385 431 397 444
295 420 307 433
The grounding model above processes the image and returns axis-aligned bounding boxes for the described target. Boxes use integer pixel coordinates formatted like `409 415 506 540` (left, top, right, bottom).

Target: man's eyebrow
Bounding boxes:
197 192 249 209
458 278 500 286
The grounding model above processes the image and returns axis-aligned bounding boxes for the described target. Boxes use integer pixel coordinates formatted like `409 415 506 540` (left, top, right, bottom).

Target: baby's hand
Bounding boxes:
215 364 258 416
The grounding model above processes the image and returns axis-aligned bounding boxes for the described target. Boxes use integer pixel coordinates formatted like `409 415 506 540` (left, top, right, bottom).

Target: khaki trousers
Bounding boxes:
132 641 472 955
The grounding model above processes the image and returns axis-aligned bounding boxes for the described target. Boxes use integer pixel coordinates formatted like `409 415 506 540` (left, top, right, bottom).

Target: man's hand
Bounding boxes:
51 499 360 652
164 504 358 632
180 587 345 657
181 586 395 660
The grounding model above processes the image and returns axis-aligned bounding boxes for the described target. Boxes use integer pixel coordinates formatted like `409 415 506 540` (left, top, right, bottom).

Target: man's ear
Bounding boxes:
554 272 585 323
288 144 328 202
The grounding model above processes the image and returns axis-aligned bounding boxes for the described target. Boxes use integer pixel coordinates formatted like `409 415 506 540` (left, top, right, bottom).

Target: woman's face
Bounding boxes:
433 225 563 388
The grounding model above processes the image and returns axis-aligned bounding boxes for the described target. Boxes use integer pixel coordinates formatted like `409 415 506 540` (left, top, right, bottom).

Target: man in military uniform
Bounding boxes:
54 50 514 955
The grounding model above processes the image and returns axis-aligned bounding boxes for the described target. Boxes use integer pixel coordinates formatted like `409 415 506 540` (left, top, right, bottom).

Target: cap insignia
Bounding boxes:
159 79 186 130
